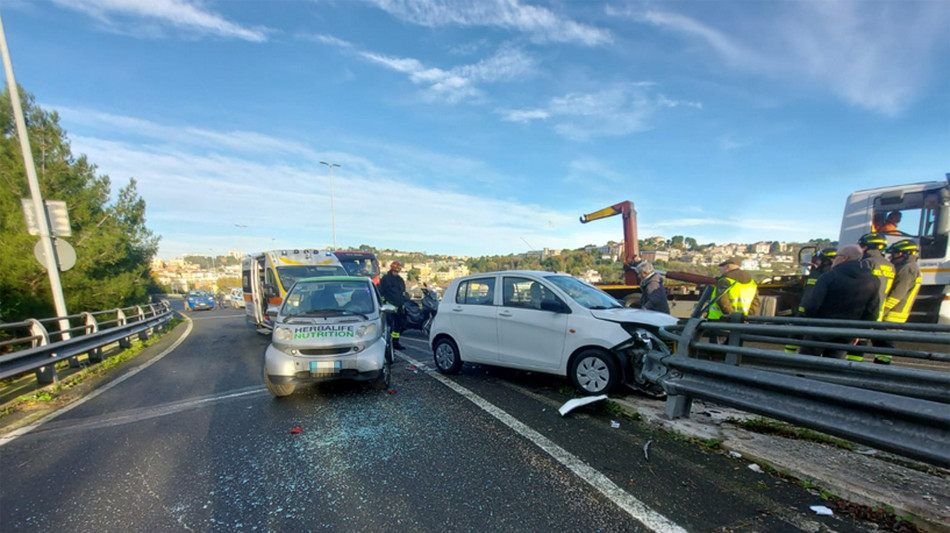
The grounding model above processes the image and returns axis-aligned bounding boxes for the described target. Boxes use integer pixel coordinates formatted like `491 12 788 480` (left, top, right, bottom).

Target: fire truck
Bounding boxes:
242 249 380 331
581 174 949 323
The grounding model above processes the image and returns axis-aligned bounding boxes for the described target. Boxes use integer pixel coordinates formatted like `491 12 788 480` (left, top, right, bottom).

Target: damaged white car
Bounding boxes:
263 276 394 397
429 270 676 395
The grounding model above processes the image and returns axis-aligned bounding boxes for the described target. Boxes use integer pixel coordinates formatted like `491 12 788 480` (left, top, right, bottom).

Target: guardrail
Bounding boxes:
0 301 174 385
642 288 950 468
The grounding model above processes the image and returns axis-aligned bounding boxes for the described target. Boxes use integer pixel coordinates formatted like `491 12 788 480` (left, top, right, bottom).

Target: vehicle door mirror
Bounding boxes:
540 300 570 313
266 305 279 319
381 303 397 314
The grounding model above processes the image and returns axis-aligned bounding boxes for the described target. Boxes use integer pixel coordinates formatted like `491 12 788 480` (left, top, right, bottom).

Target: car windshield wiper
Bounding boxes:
588 305 621 310
302 309 346 316
341 310 370 320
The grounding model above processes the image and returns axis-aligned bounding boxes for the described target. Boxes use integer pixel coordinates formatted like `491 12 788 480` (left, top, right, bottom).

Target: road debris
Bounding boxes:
388 389 397 394
728 451 743 459
643 439 653 461
289 427 302 434
558 394 608 416
810 505 834 516
748 464 763 473
610 420 620 429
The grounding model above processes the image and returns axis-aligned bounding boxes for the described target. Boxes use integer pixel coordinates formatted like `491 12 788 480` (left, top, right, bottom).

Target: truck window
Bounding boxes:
873 190 948 259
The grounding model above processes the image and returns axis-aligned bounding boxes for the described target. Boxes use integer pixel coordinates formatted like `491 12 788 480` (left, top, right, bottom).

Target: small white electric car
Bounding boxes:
263 276 393 397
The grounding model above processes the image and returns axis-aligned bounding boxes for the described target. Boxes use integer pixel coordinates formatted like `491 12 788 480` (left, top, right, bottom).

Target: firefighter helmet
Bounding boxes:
886 239 919 256
817 247 837 261
390 261 403 271
858 232 887 249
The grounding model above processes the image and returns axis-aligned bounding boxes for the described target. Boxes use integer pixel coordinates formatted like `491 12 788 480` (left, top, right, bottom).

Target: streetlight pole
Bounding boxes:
320 161 340 249
1 9 69 326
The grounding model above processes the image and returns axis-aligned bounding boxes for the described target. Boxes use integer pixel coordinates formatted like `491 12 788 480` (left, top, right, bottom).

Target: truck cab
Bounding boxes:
839 177 950 323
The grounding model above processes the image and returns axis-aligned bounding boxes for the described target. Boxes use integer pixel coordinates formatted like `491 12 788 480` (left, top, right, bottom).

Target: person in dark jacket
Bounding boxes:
379 261 408 350
635 261 670 314
800 244 881 358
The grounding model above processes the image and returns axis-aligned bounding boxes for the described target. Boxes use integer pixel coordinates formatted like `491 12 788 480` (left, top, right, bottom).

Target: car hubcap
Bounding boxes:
576 357 608 392
435 344 456 369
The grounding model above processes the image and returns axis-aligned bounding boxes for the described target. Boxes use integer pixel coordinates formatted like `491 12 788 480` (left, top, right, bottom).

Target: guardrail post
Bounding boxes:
116 309 133 349
28 319 58 385
724 313 744 365
82 312 104 363
136 306 149 342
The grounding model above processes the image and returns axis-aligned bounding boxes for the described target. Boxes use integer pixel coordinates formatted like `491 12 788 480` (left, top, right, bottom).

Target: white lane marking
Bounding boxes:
0 318 195 448
398 352 688 533
16 387 268 438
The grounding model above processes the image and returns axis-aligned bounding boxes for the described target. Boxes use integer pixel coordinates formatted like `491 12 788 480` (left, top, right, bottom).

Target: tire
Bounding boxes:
264 372 295 397
569 349 619 395
433 337 462 374
372 363 392 391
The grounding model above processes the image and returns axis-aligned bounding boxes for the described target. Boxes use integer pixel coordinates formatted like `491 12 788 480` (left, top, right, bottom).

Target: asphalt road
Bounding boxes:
0 304 880 532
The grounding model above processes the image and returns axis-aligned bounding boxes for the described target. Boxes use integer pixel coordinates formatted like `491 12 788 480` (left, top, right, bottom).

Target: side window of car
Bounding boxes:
455 278 496 305
502 277 537 308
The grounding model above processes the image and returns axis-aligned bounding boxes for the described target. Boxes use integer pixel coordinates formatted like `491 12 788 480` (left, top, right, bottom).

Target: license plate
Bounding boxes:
310 361 341 374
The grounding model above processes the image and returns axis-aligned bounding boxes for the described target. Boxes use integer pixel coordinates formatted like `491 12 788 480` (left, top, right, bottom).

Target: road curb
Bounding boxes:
613 396 950 532
0 317 193 446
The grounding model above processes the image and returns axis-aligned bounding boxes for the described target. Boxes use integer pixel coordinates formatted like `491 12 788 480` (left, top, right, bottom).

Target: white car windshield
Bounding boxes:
543 275 622 310
281 280 376 318
277 265 347 288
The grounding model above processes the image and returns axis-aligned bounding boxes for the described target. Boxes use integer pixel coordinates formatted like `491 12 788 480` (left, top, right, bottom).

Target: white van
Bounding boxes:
428 270 677 395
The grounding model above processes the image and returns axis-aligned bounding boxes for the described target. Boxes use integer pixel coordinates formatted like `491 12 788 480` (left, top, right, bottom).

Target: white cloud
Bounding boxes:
315 36 536 104
502 83 701 141
52 0 269 42
612 1 948 115
363 0 611 46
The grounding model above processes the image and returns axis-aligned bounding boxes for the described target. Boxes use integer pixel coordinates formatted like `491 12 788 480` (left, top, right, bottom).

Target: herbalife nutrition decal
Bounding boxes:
293 325 355 339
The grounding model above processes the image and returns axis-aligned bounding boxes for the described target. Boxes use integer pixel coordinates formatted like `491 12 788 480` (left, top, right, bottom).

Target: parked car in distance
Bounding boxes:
429 270 677 395
230 287 246 308
184 290 216 311
263 276 394 397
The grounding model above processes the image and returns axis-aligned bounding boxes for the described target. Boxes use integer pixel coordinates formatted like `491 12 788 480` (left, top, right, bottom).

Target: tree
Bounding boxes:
684 237 698 250
0 86 159 321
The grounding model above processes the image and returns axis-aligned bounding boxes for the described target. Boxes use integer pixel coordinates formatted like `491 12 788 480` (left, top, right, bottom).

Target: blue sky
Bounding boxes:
3 0 948 259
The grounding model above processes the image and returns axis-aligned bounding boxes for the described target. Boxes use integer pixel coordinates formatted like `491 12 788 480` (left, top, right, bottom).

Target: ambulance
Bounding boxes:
242 249 381 332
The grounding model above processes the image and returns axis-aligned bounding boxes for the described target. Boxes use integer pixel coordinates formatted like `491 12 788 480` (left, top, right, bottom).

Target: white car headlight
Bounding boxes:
274 327 293 342
356 323 379 339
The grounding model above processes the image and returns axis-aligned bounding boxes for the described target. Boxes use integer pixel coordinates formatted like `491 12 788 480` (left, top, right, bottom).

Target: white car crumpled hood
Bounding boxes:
589 308 678 328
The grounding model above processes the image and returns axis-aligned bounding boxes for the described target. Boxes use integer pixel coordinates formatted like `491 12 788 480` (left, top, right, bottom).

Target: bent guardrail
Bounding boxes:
0 301 173 385
642 290 950 468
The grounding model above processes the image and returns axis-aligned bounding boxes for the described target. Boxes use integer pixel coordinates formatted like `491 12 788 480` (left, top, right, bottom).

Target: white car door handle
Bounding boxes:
498 311 512 317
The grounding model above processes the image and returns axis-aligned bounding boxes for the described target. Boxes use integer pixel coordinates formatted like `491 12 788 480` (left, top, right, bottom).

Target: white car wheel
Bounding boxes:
570 350 618 394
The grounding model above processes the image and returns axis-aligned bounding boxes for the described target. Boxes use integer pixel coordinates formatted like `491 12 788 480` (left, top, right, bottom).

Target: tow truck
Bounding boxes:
580 174 950 323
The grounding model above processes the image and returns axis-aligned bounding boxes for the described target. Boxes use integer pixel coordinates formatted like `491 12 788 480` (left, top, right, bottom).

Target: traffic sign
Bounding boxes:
33 238 77 272
21 199 71 237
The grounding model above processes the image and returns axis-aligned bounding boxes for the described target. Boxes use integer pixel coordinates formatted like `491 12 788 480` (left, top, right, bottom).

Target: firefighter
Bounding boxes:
379 261 408 350
708 257 760 320
872 240 923 364
785 247 836 352
850 232 895 362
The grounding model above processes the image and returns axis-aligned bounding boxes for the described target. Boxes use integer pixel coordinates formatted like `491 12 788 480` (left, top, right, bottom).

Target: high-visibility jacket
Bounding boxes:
708 276 758 320
883 257 922 323
861 250 895 320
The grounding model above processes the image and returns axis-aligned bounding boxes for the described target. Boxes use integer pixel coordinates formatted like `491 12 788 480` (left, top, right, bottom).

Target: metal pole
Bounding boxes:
0 9 69 326
320 161 340 250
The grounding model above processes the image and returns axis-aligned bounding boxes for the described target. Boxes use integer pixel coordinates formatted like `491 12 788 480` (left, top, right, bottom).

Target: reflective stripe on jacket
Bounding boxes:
883 259 922 323
861 250 895 321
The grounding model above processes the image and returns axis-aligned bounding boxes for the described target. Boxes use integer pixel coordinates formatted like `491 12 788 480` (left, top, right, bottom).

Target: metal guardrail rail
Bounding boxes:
0 301 173 385
642 289 950 468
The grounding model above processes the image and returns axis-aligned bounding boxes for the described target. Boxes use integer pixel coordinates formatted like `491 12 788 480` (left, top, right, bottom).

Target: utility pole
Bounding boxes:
320 161 341 249
0 9 69 325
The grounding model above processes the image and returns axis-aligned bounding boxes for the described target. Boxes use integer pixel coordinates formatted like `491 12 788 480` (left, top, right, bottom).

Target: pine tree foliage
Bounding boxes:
0 87 159 321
